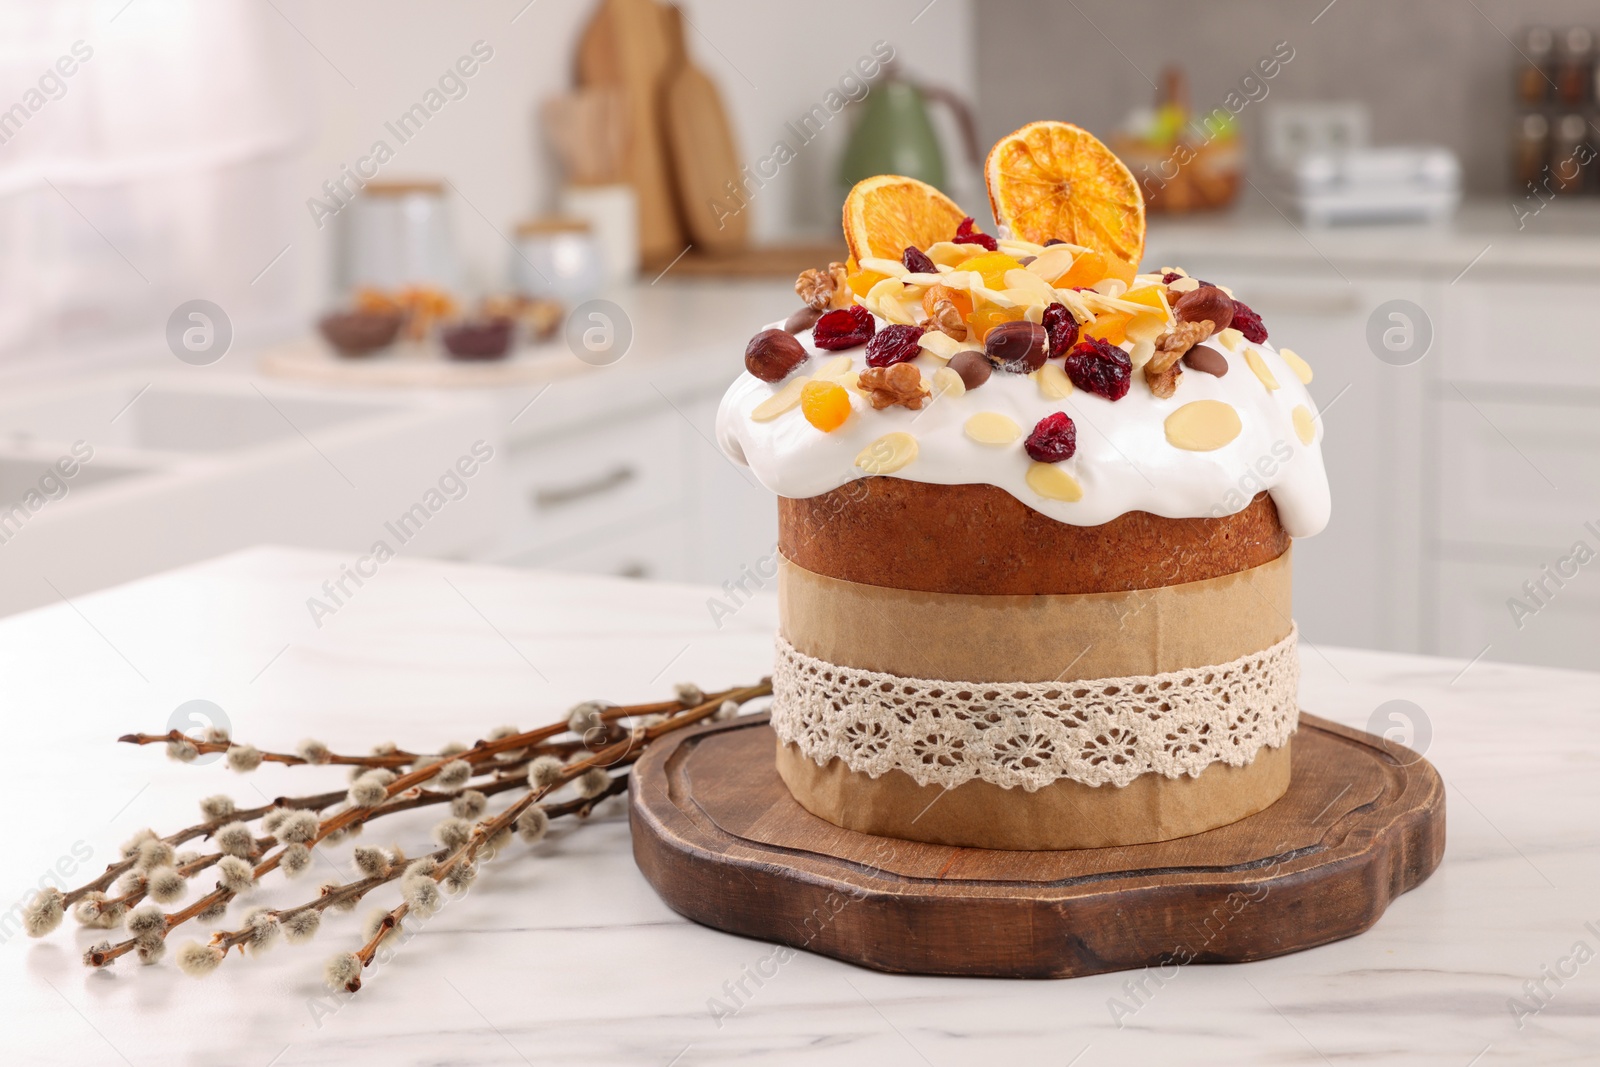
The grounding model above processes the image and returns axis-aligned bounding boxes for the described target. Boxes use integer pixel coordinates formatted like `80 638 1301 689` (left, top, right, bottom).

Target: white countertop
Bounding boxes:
3 547 1598 1066
1146 195 1600 278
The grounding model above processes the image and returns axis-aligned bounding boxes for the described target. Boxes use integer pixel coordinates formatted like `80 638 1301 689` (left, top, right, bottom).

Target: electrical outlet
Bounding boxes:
1264 103 1370 171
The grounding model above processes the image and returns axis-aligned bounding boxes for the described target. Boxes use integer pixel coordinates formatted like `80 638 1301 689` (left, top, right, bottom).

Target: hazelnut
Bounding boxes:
1173 286 1234 334
784 306 824 334
984 320 1049 374
947 350 992 390
744 329 807 382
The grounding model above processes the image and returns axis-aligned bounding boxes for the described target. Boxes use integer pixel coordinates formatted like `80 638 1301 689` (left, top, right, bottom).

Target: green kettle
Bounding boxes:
838 64 978 200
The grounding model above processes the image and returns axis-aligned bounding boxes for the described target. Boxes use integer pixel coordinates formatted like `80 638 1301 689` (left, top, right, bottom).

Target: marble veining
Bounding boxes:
2 547 1596 1066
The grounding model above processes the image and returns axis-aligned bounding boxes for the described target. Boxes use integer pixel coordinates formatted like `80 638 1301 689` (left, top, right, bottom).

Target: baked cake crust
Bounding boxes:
780 479 1289 595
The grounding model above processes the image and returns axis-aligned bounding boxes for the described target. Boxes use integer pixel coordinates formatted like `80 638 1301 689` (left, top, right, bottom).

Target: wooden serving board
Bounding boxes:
630 712 1445 978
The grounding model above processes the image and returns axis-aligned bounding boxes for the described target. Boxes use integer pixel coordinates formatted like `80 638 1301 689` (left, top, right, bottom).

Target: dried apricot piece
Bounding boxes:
1082 311 1132 346
959 251 1025 290
800 379 852 432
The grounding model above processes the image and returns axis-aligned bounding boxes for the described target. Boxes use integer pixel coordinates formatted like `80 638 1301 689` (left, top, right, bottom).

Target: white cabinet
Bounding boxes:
481 374 776 590
1426 275 1600 666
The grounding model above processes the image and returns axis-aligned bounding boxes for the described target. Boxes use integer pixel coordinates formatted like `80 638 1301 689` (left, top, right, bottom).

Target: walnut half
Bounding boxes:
1144 318 1214 399
796 262 851 311
858 363 931 410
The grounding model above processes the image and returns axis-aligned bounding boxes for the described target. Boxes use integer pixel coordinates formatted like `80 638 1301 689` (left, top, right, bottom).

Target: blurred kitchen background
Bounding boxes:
1 0 1597 672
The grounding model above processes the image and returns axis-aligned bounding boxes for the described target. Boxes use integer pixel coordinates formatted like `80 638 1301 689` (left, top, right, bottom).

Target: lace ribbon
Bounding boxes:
771 628 1299 791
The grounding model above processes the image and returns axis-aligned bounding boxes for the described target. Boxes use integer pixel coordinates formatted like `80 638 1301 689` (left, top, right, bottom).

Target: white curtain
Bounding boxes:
0 0 303 363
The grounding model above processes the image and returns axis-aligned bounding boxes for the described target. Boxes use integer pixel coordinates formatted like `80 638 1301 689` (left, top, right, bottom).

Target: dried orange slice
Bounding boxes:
985 121 1145 266
842 175 968 264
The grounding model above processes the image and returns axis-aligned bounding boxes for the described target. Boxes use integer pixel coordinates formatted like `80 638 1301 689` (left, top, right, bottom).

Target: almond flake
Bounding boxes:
1293 405 1317 444
1038 362 1073 398
813 356 852 379
964 412 1021 445
1026 462 1083 502
859 257 910 277
1279 347 1314 384
1164 400 1242 452
856 431 918 475
751 376 809 421
931 366 966 398
1244 348 1279 391
918 331 974 361
1025 246 1075 282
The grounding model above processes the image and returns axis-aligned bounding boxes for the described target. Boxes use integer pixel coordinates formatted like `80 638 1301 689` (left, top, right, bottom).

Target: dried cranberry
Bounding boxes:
952 216 998 251
901 246 935 274
865 323 924 368
1161 271 1183 284
1230 299 1268 343
812 305 875 350
1025 411 1077 462
1063 338 1132 401
1041 303 1079 358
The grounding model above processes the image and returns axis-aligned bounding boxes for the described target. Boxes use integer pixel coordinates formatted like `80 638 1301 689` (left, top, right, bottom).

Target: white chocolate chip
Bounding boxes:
964 412 1022 445
1280 347 1314 384
1164 400 1243 452
1038 362 1073 398
750 376 809 421
856 431 918 475
1243 347 1280 391
1293 405 1316 444
1026 462 1083 502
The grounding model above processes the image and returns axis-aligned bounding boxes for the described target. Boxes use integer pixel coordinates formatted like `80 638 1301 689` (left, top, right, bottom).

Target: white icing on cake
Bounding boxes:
717 312 1331 539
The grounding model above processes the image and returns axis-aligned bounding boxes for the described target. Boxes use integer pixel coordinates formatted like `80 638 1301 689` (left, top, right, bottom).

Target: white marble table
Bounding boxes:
2 547 1596 1066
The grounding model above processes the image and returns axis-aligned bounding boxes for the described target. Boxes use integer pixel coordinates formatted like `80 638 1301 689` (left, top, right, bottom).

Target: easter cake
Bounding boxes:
716 122 1329 850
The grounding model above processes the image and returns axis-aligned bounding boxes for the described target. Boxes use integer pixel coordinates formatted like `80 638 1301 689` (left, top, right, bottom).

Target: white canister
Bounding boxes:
511 218 605 304
342 181 460 292
558 183 639 282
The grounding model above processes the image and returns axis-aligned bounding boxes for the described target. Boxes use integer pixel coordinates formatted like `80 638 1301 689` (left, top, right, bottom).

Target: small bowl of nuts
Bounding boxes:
318 309 404 358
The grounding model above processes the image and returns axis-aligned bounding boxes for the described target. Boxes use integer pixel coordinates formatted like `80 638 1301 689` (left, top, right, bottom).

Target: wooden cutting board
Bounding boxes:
659 4 747 255
576 0 684 265
631 712 1445 978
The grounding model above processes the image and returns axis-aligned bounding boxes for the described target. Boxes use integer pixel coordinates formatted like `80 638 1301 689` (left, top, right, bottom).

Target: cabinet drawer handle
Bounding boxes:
530 465 636 510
